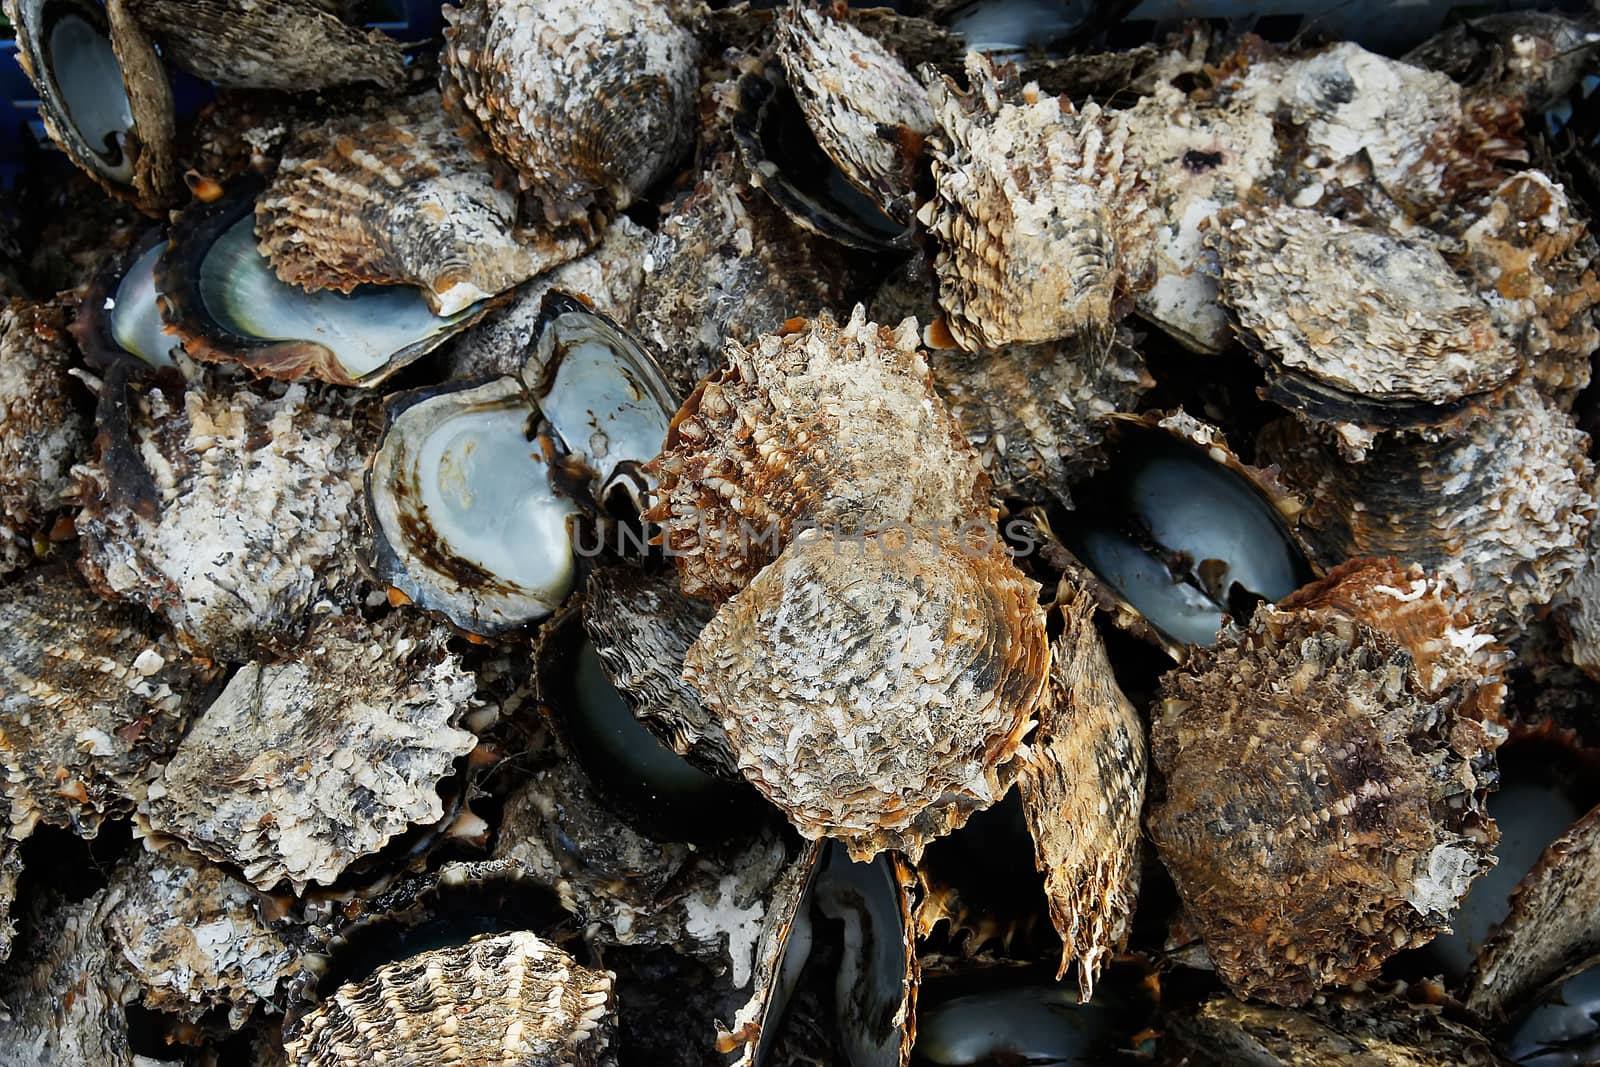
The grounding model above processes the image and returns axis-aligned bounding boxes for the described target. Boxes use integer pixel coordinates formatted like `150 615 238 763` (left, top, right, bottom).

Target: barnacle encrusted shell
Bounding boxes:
73 372 367 661
1406 11 1600 112
1257 383 1595 632
283 931 618 1067
102 846 298 1026
1210 202 1518 431
140 614 478 892
646 307 990 601
1019 581 1146 1000
441 0 698 232
256 90 578 317
683 527 1049 862
122 0 407 91
928 330 1151 504
775 4 934 226
0 301 87 576
1147 565 1501 1006
0 568 214 841
917 53 1153 350
0 821 21 963
1554 522 1600 682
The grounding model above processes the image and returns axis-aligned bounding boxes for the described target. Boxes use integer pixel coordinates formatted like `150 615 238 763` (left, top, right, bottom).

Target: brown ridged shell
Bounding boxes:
917 54 1153 350
1148 565 1501 1006
646 306 990 602
256 90 577 317
683 527 1049 862
283 931 618 1067
1018 581 1146 1000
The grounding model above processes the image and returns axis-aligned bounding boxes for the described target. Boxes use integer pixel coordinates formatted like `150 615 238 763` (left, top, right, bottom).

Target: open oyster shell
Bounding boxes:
918 53 1153 350
1019 580 1146 1000
646 307 990 601
122 0 406 92
73 371 368 661
3 0 178 213
283 931 617 1067
257 90 578 318
683 526 1049 862
73 229 178 370
140 613 479 892
1148 561 1502 1006
0 568 218 841
441 0 697 234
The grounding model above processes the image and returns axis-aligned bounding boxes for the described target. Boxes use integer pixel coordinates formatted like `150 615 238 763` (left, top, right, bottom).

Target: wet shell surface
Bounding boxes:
1018 581 1147 1000
1258 383 1595 632
441 0 698 232
140 613 478 892
646 306 990 601
683 526 1049 862
0 827 18 963
1147 563 1501 1006
0 568 214 841
283 931 618 1067
73 372 367 661
918 54 1153 350
0 301 87 577
122 0 407 91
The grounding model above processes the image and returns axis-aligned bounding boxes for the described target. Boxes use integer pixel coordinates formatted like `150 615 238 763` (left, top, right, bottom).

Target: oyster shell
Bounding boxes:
73 229 178 370
0 300 88 577
3 0 179 213
256 90 580 317
122 0 407 92
1210 202 1519 432
0 568 216 840
283 931 617 1067
1019 580 1146 1000
102 845 298 1027
440 0 698 232
1257 383 1595 632
140 613 479 892
1406 12 1600 114
683 526 1049 862
717 841 821 1066
646 307 990 601
918 53 1153 350
0 822 20 963
73 371 367 661
1147 562 1502 1006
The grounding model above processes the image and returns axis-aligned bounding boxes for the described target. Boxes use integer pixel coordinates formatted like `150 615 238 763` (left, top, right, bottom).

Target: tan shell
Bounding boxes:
1018 580 1146 1000
928 330 1152 505
1210 202 1518 431
441 0 698 232
283 931 617 1067
683 527 1049 862
140 613 479 892
257 91 578 317
122 0 407 91
1147 564 1502 1006
0 302 88 577
917 53 1153 350
646 306 990 601
1257 383 1595 633
0 568 217 841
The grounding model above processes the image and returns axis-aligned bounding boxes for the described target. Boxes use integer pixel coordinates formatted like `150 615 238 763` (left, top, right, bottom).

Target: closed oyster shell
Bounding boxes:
441 0 697 232
1147 567 1501 1006
646 306 990 601
0 568 216 840
122 0 406 91
0 301 87 577
74 371 368 661
1257 383 1595 633
1019 581 1146 1000
1406 12 1600 113
283 931 617 1067
0 821 20 963
684 527 1049 862
256 90 579 317
140 614 479 892
1210 202 1518 431
918 53 1153 350
102 846 298 1027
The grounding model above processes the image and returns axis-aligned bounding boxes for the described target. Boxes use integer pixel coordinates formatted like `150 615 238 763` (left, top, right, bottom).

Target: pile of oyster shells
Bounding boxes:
1 0 1600 1064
